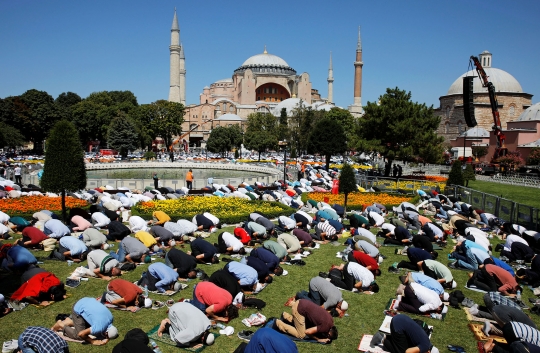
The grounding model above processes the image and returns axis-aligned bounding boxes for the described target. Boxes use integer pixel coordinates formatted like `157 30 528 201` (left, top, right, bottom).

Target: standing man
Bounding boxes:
153 173 159 189
14 164 22 185
186 169 193 190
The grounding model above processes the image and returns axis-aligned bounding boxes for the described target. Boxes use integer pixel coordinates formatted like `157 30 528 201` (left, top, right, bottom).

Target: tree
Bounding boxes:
2 90 63 152
462 164 476 187
207 126 232 156
243 113 278 161
356 87 444 176
324 108 356 147
150 100 184 150
277 107 289 142
0 123 25 149
447 160 464 186
107 116 138 159
40 121 87 222
55 92 82 110
496 151 525 171
528 148 540 165
339 163 357 213
471 145 489 162
307 117 347 170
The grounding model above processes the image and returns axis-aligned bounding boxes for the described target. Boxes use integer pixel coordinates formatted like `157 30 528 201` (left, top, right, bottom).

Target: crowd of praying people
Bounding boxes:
0 163 539 353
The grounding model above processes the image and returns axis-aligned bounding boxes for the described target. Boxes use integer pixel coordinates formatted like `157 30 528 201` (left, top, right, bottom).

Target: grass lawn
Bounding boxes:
467 180 540 209
1 227 538 353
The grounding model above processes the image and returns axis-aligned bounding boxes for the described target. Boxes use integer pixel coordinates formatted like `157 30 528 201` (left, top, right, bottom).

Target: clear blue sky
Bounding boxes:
1 0 539 109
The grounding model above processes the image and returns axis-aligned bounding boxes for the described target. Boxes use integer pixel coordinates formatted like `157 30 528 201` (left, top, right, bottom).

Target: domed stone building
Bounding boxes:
436 51 533 142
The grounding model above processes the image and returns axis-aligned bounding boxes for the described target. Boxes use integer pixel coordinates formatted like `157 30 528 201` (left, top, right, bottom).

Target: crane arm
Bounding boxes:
469 56 506 161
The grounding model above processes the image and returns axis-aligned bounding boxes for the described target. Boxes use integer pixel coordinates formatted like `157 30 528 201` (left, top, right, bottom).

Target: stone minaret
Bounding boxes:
179 41 186 105
168 9 181 103
348 26 364 117
327 52 334 103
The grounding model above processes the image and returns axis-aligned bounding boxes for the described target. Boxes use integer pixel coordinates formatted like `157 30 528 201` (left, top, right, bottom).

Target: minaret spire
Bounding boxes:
168 9 181 103
357 26 362 51
327 52 334 104
348 26 364 117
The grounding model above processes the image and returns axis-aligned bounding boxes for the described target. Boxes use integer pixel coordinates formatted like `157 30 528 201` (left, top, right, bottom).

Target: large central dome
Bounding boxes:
242 53 289 67
234 48 296 76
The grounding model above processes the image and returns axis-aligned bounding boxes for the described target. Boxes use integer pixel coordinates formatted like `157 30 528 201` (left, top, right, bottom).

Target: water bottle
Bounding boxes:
430 313 442 320
144 285 149 298
150 340 162 353
516 290 521 301
216 323 226 329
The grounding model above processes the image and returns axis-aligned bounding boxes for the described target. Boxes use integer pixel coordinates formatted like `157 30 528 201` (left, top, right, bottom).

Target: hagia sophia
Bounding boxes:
166 10 539 161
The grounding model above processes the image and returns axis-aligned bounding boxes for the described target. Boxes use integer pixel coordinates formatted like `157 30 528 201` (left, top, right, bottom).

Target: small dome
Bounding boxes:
517 102 540 121
214 113 244 121
462 127 490 137
519 138 540 148
272 98 308 117
313 103 334 111
447 67 523 95
214 78 233 84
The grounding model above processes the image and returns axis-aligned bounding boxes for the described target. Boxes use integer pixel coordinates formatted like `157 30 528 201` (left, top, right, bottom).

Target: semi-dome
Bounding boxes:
272 98 308 117
234 49 296 76
214 113 244 121
461 127 490 137
447 68 523 95
517 102 540 121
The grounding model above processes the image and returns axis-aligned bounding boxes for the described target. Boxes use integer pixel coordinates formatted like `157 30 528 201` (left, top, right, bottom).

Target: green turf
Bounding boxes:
467 180 540 209
1 229 538 353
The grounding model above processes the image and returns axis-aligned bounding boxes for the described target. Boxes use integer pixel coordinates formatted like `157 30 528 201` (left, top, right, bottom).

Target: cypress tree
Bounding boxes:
339 163 357 213
447 160 464 187
462 163 476 187
41 120 87 221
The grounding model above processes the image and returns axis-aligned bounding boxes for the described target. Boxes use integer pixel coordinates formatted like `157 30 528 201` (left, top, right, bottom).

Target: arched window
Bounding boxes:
446 106 450 118
458 121 463 134
509 105 515 116
445 122 449 134
229 106 234 112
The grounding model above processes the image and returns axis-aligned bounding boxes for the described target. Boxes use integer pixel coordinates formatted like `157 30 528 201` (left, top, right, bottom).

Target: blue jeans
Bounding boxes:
190 284 207 312
436 207 448 220
18 335 36 353
456 248 478 270
110 247 126 262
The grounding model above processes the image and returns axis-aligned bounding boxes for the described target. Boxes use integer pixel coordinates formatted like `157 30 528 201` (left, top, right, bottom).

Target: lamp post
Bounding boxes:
279 140 288 182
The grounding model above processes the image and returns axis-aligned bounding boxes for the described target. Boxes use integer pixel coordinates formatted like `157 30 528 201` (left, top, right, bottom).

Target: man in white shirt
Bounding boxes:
91 212 111 229
395 282 447 316
128 216 148 233
367 211 384 227
328 262 379 293
216 232 245 255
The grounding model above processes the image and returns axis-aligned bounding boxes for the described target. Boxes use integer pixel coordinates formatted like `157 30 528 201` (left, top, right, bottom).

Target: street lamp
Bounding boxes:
279 140 288 182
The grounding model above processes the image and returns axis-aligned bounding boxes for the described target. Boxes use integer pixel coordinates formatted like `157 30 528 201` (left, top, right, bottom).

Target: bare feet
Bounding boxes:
483 339 495 353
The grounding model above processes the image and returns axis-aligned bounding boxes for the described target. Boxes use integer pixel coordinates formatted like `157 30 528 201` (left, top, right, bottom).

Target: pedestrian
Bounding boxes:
14 164 22 185
186 169 193 190
153 173 159 189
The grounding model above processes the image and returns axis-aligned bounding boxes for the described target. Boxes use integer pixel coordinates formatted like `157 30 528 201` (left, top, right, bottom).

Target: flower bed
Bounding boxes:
401 175 448 182
0 196 89 215
330 163 372 170
306 192 414 210
131 196 295 224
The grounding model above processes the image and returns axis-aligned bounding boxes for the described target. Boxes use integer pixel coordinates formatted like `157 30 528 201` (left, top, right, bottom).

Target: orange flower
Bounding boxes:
307 192 411 207
0 196 88 214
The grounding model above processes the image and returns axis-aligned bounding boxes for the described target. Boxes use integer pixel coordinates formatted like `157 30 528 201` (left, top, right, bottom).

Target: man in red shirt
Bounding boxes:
234 227 252 245
274 298 338 343
347 250 381 277
15 227 49 249
11 269 66 306
101 278 145 310
468 264 520 296
191 282 239 323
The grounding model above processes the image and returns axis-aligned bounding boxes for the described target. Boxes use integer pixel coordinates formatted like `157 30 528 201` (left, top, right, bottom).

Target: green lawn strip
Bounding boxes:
1 228 538 353
467 180 540 209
